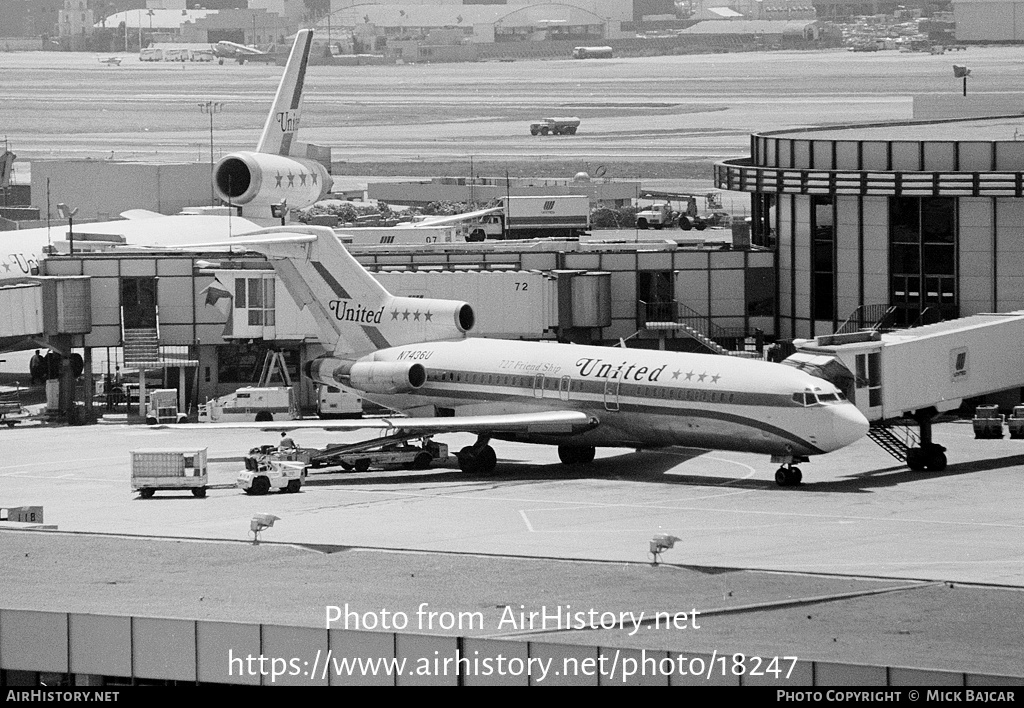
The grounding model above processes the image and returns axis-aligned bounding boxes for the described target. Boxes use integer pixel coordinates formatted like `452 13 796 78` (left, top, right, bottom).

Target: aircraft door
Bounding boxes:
533 374 545 399
559 375 571 401
603 376 620 412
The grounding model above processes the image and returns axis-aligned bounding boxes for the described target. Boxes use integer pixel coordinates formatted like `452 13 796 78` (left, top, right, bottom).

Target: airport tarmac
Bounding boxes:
1 417 1024 679
1 417 1022 587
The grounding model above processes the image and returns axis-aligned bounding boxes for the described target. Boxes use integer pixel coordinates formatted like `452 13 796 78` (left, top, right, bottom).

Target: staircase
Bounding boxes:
867 421 920 462
639 300 750 356
122 327 160 367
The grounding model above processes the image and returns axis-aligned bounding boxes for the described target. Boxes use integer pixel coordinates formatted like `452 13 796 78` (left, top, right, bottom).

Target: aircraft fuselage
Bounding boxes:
342 338 868 457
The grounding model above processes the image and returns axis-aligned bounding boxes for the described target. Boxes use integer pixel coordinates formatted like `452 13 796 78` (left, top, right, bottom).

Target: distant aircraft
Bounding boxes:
175 225 869 486
212 40 272 64
0 29 330 285
97 56 122 66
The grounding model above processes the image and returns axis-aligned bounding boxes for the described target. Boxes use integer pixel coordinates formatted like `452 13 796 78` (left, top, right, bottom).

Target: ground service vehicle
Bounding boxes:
572 46 613 59
327 438 448 472
317 384 364 419
466 195 590 240
635 196 722 231
1008 406 1024 439
237 450 305 495
199 386 298 423
145 389 188 425
131 448 208 498
530 117 580 136
973 404 1004 439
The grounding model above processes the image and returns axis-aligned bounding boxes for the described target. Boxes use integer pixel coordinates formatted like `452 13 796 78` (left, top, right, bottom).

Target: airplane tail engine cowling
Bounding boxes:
213 151 332 212
304 357 425 395
386 296 475 341
347 361 426 395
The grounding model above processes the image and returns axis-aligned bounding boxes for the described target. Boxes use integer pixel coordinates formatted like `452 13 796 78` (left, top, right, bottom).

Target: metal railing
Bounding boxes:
715 158 1024 198
637 300 762 350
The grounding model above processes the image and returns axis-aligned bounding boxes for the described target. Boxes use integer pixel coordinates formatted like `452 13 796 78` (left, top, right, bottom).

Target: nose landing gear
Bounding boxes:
772 454 808 487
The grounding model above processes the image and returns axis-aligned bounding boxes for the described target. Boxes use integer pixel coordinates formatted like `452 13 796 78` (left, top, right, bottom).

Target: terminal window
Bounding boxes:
889 197 957 326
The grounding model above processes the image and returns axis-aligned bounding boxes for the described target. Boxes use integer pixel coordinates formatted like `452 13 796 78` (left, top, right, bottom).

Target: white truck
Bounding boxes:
466 195 590 241
131 448 208 499
316 384 363 419
199 386 298 423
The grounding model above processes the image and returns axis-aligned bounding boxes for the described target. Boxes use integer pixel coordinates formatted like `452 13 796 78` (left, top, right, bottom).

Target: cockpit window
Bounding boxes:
816 392 840 404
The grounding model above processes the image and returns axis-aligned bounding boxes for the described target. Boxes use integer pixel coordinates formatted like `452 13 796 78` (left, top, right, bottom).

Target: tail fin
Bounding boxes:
237 226 475 356
255 29 313 157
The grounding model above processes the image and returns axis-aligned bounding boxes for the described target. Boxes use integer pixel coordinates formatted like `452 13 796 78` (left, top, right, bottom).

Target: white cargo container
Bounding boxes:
131 448 208 499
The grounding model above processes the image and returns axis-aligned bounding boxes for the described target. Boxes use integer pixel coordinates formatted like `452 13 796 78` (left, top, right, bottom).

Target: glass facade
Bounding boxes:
889 197 957 326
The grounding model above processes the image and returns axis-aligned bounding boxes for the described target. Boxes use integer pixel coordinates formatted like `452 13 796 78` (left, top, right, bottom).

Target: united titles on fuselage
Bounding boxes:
575 357 667 382
328 300 384 323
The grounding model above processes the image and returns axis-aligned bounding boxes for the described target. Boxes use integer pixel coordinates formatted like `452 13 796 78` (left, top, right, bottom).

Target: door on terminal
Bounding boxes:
637 271 675 325
121 277 157 329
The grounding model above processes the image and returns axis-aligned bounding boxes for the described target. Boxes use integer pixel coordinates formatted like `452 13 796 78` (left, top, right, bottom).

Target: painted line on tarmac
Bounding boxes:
0 455 120 471
318 484 1024 531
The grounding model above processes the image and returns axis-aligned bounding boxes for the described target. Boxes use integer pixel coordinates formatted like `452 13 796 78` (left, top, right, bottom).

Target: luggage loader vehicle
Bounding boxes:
237 451 306 495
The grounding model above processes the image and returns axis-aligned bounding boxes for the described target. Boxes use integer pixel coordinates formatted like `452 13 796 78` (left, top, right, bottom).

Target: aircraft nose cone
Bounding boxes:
831 404 870 450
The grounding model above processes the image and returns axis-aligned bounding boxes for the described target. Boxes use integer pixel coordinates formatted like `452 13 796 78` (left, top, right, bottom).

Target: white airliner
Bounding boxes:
0 29 329 285
182 225 869 486
212 40 269 61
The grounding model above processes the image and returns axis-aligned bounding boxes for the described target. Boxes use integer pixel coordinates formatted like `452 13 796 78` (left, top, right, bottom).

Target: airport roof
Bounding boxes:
680 19 818 35
770 115 1024 142
317 3 605 30
97 9 214 31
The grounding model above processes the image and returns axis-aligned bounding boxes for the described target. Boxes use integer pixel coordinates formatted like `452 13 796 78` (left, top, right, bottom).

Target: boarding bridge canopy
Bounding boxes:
790 311 1024 422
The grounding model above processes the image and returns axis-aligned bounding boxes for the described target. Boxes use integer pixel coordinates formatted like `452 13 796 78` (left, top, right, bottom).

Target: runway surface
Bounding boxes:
4 47 1024 168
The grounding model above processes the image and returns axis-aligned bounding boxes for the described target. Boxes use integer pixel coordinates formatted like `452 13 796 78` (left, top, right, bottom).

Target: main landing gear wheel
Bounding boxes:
558 445 596 465
774 466 802 487
457 444 497 475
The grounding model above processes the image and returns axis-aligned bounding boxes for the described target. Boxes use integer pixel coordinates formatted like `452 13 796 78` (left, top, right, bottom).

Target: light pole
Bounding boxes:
197 101 224 205
56 203 78 255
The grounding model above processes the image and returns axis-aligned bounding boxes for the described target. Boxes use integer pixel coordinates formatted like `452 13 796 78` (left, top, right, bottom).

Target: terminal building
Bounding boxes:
714 113 1024 340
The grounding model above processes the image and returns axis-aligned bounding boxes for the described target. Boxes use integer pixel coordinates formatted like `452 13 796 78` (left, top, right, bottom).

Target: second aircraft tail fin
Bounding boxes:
255 29 313 157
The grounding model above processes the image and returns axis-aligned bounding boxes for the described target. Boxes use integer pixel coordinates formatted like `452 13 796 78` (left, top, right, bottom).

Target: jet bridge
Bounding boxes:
786 311 1024 472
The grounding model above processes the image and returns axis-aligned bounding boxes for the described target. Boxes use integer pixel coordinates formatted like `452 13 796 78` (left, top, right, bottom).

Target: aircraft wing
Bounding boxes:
155 410 598 435
407 207 502 228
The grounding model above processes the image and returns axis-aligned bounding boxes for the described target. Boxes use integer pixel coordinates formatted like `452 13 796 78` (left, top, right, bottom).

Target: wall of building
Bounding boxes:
30 162 209 221
0 607 1016 686
953 0 1024 41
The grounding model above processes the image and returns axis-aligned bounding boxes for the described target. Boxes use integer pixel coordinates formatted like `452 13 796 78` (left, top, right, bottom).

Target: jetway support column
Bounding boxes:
907 407 947 472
